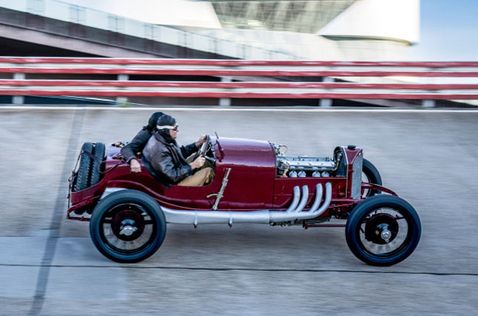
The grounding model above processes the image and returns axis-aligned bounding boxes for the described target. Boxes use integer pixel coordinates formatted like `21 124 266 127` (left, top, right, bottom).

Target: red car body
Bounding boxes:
68 137 381 220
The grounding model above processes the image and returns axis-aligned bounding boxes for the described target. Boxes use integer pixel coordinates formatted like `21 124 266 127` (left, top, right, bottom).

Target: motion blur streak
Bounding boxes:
27 110 85 316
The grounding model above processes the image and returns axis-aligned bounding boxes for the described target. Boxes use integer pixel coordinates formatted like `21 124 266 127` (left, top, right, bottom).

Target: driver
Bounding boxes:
143 114 213 186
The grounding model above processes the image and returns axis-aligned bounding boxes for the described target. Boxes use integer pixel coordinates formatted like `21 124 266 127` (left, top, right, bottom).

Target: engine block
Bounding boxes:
277 156 336 177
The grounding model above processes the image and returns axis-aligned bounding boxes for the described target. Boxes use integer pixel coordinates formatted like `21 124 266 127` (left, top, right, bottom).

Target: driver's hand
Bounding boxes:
190 156 206 170
129 158 142 173
195 135 207 148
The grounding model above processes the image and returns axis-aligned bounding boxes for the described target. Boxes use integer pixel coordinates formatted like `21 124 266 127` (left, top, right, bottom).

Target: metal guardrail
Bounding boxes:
1 58 477 106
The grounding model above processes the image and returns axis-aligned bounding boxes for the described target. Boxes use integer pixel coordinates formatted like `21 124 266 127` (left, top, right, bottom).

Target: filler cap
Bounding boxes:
347 145 357 150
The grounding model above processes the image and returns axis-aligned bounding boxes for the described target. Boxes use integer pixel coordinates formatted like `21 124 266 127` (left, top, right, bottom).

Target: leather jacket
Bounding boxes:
143 132 198 184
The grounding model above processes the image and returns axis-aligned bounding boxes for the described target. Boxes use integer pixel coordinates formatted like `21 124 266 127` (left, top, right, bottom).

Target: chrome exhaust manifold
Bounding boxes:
162 183 332 227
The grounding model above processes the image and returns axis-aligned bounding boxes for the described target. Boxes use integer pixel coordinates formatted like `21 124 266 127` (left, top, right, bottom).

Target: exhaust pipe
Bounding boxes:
293 185 309 213
308 184 323 213
161 183 332 227
286 186 301 212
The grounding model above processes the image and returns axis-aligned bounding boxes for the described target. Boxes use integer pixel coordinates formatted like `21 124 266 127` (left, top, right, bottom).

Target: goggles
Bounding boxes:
157 124 179 131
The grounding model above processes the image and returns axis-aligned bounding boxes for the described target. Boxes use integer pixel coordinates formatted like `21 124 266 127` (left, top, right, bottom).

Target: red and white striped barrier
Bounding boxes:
1 58 477 104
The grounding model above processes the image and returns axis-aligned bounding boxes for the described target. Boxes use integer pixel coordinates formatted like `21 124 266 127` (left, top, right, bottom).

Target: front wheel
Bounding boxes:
362 158 382 198
89 190 167 263
345 195 421 266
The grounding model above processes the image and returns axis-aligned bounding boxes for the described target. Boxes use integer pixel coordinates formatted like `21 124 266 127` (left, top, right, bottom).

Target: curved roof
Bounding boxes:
319 0 419 44
209 0 356 33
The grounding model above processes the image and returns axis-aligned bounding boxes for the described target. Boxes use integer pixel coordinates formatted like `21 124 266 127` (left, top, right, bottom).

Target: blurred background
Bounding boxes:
1 0 477 108
1 0 476 60
0 1 477 315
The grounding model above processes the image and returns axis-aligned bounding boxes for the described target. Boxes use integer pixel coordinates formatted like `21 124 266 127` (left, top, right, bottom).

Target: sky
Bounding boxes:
410 0 478 60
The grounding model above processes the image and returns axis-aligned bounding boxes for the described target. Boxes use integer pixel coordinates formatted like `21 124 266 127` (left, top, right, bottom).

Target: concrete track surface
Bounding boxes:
0 107 477 316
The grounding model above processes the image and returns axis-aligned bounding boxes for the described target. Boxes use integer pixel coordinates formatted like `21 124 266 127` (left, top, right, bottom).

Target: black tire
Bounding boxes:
90 143 105 186
346 195 421 266
362 158 382 197
89 190 167 263
73 142 93 192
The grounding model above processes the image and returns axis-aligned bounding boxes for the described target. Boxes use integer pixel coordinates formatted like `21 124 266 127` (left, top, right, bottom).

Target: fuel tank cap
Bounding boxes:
347 145 357 150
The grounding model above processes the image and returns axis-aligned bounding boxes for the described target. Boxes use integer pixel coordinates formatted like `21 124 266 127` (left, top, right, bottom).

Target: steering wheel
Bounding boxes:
197 135 217 165
191 135 213 162
198 135 210 157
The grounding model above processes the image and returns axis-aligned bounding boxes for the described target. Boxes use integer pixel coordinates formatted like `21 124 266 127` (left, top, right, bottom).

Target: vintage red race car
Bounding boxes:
67 135 421 266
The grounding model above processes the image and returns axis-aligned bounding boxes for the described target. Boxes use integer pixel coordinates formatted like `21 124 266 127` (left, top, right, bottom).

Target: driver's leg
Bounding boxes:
178 167 213 186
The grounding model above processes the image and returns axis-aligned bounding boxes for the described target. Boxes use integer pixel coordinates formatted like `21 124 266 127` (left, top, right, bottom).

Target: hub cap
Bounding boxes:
365 213 399 244
100 203 155 253
358 207 410 257
112 209 145 241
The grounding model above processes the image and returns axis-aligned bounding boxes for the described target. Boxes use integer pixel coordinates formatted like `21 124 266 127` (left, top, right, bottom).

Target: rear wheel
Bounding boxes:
345 195 421 266
362 158 382 197
89 190 167 263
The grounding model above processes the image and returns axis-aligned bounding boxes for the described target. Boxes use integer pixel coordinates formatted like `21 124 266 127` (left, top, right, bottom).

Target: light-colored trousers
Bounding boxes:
178 167 213 187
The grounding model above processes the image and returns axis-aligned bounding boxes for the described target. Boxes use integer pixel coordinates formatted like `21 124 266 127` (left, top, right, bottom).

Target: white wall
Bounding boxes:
61 0 221 28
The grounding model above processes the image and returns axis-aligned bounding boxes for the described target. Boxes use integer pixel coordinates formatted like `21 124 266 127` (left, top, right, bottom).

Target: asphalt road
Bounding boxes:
0 107 477 316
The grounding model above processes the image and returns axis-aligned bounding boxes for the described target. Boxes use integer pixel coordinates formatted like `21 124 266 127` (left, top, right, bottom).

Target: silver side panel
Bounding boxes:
351 152 363 199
